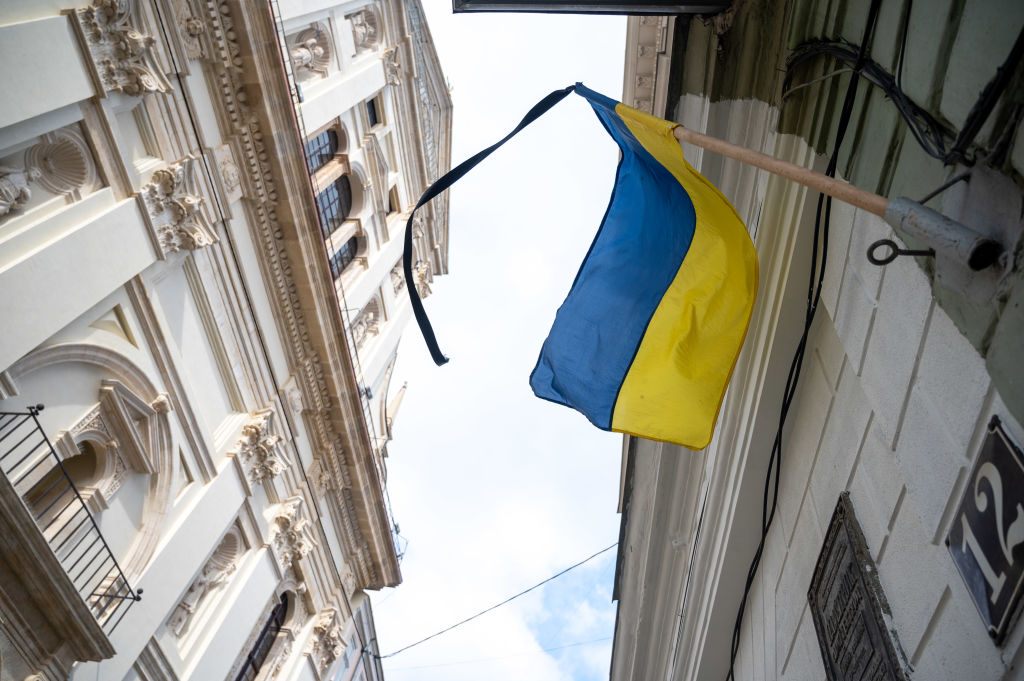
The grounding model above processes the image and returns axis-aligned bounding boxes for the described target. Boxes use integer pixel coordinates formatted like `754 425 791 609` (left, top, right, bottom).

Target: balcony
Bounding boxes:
0 406 141 637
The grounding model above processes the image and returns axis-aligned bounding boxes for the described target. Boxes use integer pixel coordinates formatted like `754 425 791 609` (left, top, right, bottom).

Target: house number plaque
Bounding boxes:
809 494 907 681
947 415 1024 644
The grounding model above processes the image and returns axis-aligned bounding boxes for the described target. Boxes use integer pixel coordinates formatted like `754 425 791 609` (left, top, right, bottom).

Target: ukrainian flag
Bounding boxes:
529 84 759 450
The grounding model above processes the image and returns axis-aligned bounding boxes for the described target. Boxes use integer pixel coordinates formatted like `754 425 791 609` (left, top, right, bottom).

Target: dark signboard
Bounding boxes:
451 0 730 14
948 416 1024 645
809 494 908 681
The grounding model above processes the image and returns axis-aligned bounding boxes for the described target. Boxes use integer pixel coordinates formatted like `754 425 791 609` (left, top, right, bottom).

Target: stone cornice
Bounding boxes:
622 15 675 118
200 0 400 590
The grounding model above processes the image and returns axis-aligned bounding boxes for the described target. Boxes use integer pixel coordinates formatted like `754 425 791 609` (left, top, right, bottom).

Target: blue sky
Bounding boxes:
371 3 627 680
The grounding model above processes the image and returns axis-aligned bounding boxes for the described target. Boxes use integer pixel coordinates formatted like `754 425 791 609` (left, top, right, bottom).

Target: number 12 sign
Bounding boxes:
948 416 1024 645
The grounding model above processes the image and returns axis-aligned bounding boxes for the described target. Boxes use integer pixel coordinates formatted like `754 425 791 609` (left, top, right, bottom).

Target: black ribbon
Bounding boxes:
403 84 578 366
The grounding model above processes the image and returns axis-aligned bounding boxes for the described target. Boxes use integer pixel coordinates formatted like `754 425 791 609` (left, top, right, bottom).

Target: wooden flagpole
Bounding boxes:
673 126 889 217
672 125 1005 271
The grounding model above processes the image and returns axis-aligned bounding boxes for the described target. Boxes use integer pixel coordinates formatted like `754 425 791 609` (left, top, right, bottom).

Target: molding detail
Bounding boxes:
383 46 401 86
0 165 41 219
290 23 332 78
234 409 288 484
309 608 345 673
172 0 206 60
414 258 433 299
390 263 405 294
75 0 172 97
272 496 318 573
168 527 243 636
141 157 217 255
349 7 380 52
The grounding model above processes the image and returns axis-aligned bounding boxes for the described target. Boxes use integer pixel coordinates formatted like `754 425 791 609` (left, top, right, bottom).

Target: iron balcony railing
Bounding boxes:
0 406 142 634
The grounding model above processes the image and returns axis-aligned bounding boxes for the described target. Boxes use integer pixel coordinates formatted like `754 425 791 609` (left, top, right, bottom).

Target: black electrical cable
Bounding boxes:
378 542 617 659
724 0 883 677
785 20 1024 168
784 40 952 161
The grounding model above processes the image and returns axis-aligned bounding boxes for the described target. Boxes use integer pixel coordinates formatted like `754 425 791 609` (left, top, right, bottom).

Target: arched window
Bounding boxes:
316 175 352 239
329 236 359 279
235 593 289 681
304 129 339 173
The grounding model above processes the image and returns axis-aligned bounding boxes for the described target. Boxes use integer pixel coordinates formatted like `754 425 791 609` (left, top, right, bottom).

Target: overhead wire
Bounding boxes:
384 636 613 672
378 542 617 659
725 0 884 677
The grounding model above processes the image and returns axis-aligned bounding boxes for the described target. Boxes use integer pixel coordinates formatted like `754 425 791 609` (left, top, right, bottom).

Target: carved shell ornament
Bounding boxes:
25 129 99 196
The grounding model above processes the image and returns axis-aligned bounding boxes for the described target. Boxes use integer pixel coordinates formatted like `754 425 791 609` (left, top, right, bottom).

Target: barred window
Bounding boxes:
316 175 352 239
234 593 288 681
304 129 338 173
329 236 359 279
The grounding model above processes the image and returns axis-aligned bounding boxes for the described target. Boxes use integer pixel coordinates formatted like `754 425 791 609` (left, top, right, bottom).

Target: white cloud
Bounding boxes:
374 2 626 680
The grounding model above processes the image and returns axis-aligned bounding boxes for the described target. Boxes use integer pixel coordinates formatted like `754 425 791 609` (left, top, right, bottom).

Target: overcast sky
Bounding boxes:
371 4 627 680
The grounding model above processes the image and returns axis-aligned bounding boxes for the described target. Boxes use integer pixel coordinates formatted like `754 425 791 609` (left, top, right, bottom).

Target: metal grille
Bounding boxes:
0 407 142 634
234 593 288 681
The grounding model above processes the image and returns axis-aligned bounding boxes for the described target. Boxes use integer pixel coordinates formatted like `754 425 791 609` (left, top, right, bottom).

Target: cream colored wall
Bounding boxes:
734 181 1021 681
674 96 1024 681
0 1 418 680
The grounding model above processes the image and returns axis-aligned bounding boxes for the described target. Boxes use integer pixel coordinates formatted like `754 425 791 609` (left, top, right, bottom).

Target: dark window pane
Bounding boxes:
316 175 353 240
329 236 359 279
234 594 288 681
304 129 338 173
366 98 379 127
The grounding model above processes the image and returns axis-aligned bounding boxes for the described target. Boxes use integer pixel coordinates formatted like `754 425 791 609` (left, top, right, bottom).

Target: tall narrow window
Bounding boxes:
234 593 289 681
329 236 359 279
316 175 353 239
304 129 338 173
366 98 380 127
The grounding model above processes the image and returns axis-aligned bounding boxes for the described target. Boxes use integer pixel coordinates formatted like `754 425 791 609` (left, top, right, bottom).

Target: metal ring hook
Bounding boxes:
867 239 935 266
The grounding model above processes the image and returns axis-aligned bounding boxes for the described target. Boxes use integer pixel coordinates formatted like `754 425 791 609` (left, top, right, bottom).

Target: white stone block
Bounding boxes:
845 209 890 301
908 586 1005 681
809 362 872 530
776 359 834 544
774 503 824 662
0 16 93 130
0 199 158 371
874 489 953 659
821 202 856 319
811 308 845 392
894 384 967 538
915 307 990 452
832 260 877 376
859 245 933 448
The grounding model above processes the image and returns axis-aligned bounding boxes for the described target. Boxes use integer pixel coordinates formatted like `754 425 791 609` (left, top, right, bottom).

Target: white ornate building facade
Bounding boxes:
0 0 450 680
612 3 1024 681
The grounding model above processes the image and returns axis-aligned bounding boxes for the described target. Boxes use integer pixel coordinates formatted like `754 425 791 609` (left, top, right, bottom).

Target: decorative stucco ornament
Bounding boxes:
0 166 42 218
272 496 318 571
236 410 288 484
141 157 216 255
77 0 172 96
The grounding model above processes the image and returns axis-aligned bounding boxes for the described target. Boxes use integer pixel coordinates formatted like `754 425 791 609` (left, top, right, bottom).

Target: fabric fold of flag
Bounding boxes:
529 84 759 450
